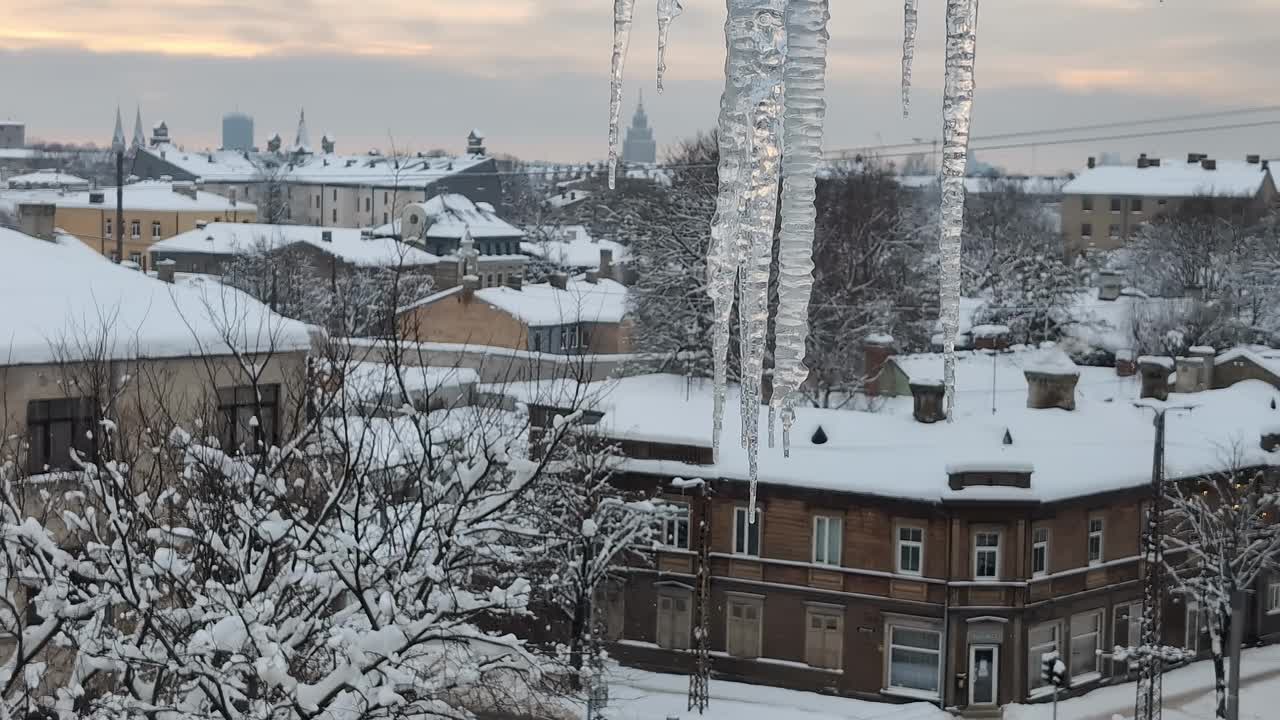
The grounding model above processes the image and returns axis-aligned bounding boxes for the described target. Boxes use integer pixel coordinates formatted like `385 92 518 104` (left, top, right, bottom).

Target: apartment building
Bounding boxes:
519 346 1280 712
1061 154 1277 257
393 193 528 289
131 122 501 228
0 180 256 267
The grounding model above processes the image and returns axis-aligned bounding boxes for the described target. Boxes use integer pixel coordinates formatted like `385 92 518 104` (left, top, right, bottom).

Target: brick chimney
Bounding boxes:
1087 156 1096 169
909 381 945 424
1097 271 1123 302
599 248 614 281
585 269 599 284
461 274 479 301
863 334 895 396
1189 345 1215 390
1247 154 1261 165
1115 349 1137 377
506 273 523 291
16 203 56 241
549 272 568 290
1201 158 1217 171
156 258 176 284
1137 153 1149 169
1174 356 1205 393
972 325 1010 351
1138 356 1173 400
1024 347 1080 411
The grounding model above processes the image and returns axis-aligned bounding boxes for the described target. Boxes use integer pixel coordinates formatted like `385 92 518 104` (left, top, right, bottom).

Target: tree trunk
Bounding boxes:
1212 616 1229 720
568 594 588 691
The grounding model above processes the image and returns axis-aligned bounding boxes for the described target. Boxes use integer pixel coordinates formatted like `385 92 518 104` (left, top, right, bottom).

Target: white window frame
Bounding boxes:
655 588 691 650
130 220 140 239
812 515 842 566
1088 517 1104 566
732 506 761 557
1027 621 1060 693
884 619 942 698
662 502 690 550
896 524 924 576
1031 526 1050 578
974 530 1001 581
104 218 112 238
968 644 1000 706
1268 582 1280 615
725 594 763 659
1069 609 1103 683
151 221 162 238
804 606 843 670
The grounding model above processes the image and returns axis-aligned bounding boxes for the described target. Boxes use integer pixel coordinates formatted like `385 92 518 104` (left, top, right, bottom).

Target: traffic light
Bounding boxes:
1040 650 1067 688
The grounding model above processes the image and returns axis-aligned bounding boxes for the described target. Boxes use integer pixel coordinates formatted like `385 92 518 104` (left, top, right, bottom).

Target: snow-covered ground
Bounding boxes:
581 665 952 720
1005 644 1280 720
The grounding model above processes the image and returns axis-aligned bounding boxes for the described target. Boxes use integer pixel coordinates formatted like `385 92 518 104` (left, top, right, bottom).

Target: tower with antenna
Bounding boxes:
622 90 657 165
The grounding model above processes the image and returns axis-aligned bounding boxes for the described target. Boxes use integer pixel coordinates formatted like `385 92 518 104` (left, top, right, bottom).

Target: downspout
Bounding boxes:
940 509 952 711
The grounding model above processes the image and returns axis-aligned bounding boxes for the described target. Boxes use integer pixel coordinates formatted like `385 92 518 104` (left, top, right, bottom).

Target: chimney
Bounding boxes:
1149 158 1161 167
506 273 523 291
1137 153 1149 169
585 270 599 284
1173 356 1205 393
195 220 207 230
599 247 614 280
1115 349 1137 377
1187 153 1200 164
156 258 176 284
549 272 568 290
1263 160 1270 172
1097 270 1123 301
461 274 480 301
1138 356 1173 401
1247 154 1261 165
1024 357 1081 411
321 230 333 243
1201 158 1217 171
172 181 198 200
1087 156 1096 169
863 334 895 396
909 382 946 424
16 203 56 241
1189 345 1215 390
88 192 105 205
972 325 1010 351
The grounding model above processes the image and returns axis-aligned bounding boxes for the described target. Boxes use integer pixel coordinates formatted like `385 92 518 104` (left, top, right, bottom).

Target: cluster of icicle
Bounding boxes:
605 0 979 522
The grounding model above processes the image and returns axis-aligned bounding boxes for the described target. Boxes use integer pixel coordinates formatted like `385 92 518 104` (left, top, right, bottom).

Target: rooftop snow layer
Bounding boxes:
521 225 628 269
418 193 524 239
474 277 627 326
337 362 479 407
4 169 90 188
897 175 1068 195
0 179 254 212
0 228 314 365
138 144 491 186
1062 160 1272 198
497 373 1280 504
151 222 438 267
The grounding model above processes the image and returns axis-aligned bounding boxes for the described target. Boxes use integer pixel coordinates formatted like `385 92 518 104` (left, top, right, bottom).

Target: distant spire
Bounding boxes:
111 106 126 153
131 105 145 151
638 87 645 109
293 108 311 153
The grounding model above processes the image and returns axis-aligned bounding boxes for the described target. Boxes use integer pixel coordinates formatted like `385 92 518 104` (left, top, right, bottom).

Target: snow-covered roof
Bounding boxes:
513 373 1280 504
0 228 314 365
897 175 1068 195
336 361 478 407
150 222 438 267
416 194 524 239
1216 346 1280 380
520 225 628 269
138 144 491 186
475 277 627 327
891 347 1103 395
0 180 253 213
4 169 90 189
1062 160 1272 198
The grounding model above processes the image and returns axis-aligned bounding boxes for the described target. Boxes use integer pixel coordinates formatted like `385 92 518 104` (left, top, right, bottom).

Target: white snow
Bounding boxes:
404 276 627 328
896 174 1068 196
0 179 253 213
0 227 314 366
1024 345 1079 375
1216 346 1280 381
377 193 524 240
1138 355 1176 370
1062 159 1272 198
972 324 1011 338
500 372 1280 504
336 361 478 406
150 222 438 267
4 169 90 190
520 226 628 270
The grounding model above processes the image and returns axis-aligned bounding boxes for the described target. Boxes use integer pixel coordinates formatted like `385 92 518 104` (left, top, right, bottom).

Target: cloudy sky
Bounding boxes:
2 0 1277 172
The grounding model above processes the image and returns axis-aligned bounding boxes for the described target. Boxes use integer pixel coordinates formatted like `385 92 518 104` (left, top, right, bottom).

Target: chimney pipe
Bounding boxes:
1087 156 1096 169
585 270 599 284
1201 158 1217 171
462 274 479 300
863 334 895 396
549 272 568 290
1247 154 1261 165
909 382 946 424
1187 153 1200 164
156 258 176 284
599 247 614 280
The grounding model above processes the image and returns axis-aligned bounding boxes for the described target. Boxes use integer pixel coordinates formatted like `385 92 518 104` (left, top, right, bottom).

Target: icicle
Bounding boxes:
656 0 684 93
901 0 918 117
938 0 979 421
771 0 829 457
608 0 637 190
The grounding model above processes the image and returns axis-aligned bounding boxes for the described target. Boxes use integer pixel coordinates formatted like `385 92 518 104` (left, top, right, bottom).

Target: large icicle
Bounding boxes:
901 0 918 117
938 0 979 421
770 0 829 457
608 0 637 189
656 0 684 92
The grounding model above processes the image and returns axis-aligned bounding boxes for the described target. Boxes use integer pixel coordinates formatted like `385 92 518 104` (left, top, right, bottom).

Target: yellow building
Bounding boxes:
0 180 256 269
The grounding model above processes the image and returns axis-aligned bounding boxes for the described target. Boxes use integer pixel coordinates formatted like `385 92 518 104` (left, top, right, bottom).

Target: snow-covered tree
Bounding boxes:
1163 455 1280 720
974 251 1084 346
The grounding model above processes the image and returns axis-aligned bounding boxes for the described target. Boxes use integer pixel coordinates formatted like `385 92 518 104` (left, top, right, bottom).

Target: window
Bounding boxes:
1081 223 1093 238
151 221 162 238
486 273 494 287
1186 600 1204 652
217 384 279 453
1069 610 1103 680
733 506 761 557
383 212 388 224
331 208 337 223
26 397 96 473
726 596 762 658
1268 582 1280 614
662 503 689 549
559 325 581 352
812 515 841 566
1088 517 1104 565
1031 526 1049 577
1108 224 1120 239
1110 197 1122 212
897 525 923 575
332 188 337 201
655 589 691 649
886 623 941 695
1082 196 1093 212
805 608 843 669
974 531 1000 580
1131 198 1143 212
314 195 320 208
104 218 113 238
1027 622 1060 691
364 197 371 212
1113 602 1141 656
129 252 141 266
384 191 389 204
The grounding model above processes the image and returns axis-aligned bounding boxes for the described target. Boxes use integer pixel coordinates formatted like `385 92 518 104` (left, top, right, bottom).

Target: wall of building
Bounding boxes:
399 292 529 351
56 204 256 267
0 123 24 149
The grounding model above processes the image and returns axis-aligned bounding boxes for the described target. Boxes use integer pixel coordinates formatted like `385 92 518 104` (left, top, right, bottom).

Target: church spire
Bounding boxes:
131 105 145 151
111 106 126 153
292 108 312 153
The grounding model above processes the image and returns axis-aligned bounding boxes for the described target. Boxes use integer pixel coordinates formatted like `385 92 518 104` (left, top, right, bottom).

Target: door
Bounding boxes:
969 644 999 706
